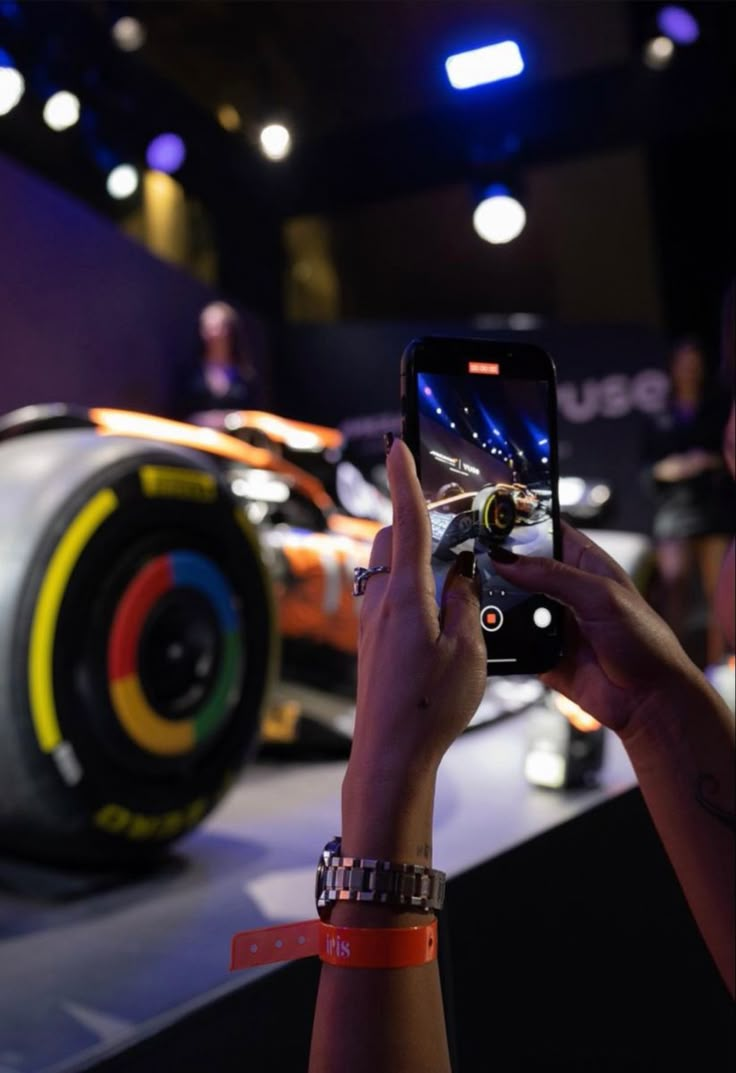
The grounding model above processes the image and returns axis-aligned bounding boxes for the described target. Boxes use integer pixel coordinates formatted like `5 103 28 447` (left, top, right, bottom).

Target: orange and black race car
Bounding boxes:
0 403 380 866
428 481 548 558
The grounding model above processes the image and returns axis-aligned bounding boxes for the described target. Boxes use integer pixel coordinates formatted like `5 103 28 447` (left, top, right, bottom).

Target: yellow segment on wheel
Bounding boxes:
139 465 217 503
110 675 196 755
29 488 119 752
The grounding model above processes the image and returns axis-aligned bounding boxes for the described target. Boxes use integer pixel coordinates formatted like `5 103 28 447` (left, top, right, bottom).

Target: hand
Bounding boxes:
652 453 690 481
350 438 487 779
490 522 704 738
653 450 721 481
683 448 723 476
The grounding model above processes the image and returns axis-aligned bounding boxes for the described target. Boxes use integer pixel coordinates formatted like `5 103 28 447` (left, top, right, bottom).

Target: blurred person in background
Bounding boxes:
642 336 734 667
173 300 259 422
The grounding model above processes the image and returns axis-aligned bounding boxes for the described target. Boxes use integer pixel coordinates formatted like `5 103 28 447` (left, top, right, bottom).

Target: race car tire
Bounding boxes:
480 490 516 541
0 429 276 867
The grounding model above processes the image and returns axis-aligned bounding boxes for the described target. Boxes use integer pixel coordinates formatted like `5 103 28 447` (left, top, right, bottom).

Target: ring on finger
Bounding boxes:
352 565 390 597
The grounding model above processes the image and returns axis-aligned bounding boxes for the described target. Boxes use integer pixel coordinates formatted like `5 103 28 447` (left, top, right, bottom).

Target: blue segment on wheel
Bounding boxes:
170 551 238 631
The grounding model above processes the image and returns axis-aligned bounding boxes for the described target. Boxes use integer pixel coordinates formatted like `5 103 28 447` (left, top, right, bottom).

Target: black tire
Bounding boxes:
0 429 276 867
0 402 95 442
480 490 516 540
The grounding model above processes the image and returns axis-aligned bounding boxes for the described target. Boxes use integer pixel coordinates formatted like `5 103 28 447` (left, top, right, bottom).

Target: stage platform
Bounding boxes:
0 707 642 1073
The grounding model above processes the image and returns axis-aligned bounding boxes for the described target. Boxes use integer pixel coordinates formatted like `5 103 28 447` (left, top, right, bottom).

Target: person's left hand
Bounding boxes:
349 437 487 781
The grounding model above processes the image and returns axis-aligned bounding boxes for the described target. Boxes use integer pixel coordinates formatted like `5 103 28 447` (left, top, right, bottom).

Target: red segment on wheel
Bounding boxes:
108 556 173 680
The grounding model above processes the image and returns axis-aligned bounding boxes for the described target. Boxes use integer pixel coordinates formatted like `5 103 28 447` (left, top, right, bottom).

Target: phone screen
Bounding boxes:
414 361 561 672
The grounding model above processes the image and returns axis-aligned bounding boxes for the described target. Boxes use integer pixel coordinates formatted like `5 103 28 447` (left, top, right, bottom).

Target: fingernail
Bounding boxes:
384 431 394 457
456 550 476 578
489 545 519 564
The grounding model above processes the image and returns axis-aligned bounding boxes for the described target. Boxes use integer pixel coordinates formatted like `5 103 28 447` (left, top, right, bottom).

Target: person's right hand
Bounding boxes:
490 522 709 738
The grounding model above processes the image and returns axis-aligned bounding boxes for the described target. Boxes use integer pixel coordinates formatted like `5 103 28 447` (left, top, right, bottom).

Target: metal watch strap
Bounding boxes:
316 838 446 912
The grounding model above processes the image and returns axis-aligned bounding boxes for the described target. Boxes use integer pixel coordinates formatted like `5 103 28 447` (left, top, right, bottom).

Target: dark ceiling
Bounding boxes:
1 1 734 336
134 1 632 140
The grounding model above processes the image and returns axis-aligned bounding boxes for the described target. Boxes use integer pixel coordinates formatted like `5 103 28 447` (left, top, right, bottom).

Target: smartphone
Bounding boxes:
401 336 563 675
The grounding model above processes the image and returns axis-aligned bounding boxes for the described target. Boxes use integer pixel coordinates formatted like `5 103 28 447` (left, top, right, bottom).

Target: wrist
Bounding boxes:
341 765 437 864
620 667 733 756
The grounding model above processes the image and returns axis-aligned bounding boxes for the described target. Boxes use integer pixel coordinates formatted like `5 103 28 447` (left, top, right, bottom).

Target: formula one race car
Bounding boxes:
428 482 550 560
0 403 380 866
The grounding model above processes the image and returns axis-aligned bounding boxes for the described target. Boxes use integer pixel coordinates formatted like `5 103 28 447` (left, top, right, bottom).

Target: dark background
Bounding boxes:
0 1 733 336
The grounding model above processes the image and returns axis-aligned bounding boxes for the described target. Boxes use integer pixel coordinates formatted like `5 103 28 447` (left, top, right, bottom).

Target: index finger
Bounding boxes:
385 438 433 596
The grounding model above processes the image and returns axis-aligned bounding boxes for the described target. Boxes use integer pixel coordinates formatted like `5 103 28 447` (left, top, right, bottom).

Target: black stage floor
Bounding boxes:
1 710 732 1073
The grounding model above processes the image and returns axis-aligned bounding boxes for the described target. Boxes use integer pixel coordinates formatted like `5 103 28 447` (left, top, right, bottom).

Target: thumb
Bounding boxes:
491 552 618 623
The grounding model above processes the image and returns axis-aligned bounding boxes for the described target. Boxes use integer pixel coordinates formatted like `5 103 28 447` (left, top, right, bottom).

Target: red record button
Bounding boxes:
481 605 504 632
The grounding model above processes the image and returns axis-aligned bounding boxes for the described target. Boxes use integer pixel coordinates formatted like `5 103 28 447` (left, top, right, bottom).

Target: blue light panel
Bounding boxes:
445 41 524 90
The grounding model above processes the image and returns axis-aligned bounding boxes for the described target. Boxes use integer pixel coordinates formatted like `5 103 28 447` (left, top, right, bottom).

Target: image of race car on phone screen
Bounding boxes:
427 480 553 609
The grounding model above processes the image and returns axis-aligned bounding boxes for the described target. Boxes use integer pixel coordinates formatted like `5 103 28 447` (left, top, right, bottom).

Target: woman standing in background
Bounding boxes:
174 300 259 421
642 337 734 666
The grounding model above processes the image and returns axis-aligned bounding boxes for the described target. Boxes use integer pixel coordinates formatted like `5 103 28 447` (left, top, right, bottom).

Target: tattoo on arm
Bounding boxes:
695 774 736 832
416 842 432 860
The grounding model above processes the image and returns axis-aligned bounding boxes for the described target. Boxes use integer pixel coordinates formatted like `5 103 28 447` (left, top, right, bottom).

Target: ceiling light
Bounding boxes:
106 164 139 199
259 123 291 161
111 16 146 52
656 5 699 44
473 185 526 244
445 41 524 90
217 103 241 131
643 35 675 69
0 51 24 116
43 91 80 131
146 132 186 174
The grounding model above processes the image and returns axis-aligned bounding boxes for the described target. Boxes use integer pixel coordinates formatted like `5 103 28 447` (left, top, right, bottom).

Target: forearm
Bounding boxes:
622 676 736 995
308 763 452 1073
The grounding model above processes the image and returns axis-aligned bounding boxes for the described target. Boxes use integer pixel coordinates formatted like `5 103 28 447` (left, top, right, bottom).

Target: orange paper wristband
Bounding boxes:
231 918 438 971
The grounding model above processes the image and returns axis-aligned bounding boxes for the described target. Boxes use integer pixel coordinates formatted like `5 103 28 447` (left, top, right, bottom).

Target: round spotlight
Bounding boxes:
259 123 291 161
146 132 186 174
43 90 80 132
473 185 526 245
217 103 241 132
656 5 699 45
643 35 675 69
0 54 24 117
106 164 139 200
111 16 146 52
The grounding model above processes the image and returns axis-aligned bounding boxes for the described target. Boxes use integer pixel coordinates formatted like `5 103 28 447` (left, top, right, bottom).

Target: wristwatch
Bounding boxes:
315 836 446 914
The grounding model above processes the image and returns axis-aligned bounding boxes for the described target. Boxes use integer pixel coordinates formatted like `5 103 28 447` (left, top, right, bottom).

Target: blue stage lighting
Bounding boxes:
445 41 524 90
146 132 186 174
657 5 699 45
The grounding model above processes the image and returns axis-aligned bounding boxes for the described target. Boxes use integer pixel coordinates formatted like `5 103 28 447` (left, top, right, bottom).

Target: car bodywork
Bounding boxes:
89 408 381 656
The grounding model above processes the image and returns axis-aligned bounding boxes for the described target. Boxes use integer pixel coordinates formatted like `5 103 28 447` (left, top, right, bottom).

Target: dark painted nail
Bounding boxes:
384 431 394 457
456 550 476 578
488 544 519 564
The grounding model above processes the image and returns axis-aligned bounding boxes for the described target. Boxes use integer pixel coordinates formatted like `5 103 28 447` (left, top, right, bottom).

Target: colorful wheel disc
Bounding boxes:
107 551 241 756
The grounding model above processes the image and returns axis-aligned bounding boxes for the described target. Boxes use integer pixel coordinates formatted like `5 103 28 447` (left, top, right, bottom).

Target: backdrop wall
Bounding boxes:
0 154 264 418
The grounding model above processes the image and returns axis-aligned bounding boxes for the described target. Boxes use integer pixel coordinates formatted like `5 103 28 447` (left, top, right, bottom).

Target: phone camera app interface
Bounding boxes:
418 367 557 665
